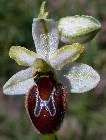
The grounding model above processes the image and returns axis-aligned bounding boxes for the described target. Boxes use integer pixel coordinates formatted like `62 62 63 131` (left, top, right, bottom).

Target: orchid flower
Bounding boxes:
3 1 101 139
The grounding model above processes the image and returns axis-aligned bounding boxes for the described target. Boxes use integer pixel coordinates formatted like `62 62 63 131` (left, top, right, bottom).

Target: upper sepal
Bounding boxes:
32 18 59 59
58 15 101 44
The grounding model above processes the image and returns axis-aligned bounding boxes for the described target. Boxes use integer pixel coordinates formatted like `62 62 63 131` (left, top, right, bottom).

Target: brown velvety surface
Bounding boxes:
25 76 67 134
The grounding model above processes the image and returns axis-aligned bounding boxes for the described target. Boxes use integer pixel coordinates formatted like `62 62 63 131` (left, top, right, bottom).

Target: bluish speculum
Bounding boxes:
34 76 56 117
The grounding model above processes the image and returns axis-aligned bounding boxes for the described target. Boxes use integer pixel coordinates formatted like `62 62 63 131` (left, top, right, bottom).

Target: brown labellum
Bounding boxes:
25 73 67 134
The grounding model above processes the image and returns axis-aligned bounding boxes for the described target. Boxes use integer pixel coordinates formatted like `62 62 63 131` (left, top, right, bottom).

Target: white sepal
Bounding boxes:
58 15 101 43
3 68 35 95
32 18 59 59
58 63 100 93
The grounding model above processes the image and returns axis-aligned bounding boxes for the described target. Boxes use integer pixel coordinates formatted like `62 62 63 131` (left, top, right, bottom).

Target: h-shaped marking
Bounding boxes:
34 87 56 117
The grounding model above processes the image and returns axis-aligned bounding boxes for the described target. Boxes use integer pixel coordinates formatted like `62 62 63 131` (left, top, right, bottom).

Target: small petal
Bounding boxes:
58 15 101 43
49 43 84 70
3 68 35 95
58 63 100 93
9 46 39 66
32 18 59 59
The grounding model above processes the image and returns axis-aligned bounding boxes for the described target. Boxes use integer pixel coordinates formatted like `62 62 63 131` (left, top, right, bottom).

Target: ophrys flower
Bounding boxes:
3 1 101 135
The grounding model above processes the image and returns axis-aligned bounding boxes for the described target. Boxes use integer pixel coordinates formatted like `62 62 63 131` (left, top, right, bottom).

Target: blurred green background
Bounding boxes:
0 0 106 140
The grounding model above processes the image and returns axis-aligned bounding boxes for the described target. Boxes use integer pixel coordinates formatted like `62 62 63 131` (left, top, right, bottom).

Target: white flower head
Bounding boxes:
3 1 101 95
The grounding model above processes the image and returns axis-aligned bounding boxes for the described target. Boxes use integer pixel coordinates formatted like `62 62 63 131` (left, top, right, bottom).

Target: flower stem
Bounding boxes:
41 134 58 140
38 1 48 19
